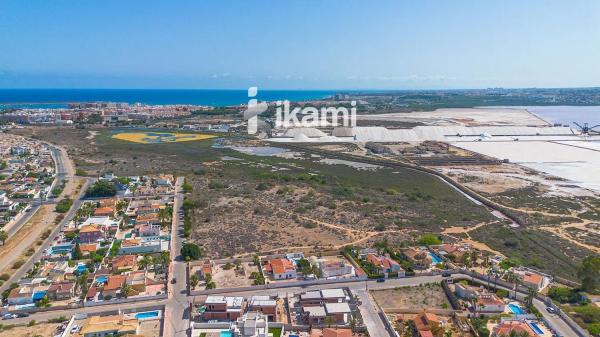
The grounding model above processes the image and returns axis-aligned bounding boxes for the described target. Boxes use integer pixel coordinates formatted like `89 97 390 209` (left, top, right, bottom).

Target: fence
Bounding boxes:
189 275 367 296
83 293 167 307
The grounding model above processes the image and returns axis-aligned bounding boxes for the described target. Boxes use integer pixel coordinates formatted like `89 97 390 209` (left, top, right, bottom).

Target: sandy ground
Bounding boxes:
0 177 85 275
356 108 549 127
371 284 450 310
439 163 597 197
453 141 600 192
211 262 259 288
0 323 61 337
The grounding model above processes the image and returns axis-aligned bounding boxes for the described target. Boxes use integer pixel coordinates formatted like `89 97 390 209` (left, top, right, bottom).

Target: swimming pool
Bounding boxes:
134 311 160 320
50 244 73 254
428 252 443 264
95 275 108 283
220 331 233 337
528 322 544 335
76 264 88 274
508 303 525 315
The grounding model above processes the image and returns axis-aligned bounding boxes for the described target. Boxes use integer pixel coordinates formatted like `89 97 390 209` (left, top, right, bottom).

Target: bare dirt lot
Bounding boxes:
371 283 450 310
211 262 260 288
0 323 61 337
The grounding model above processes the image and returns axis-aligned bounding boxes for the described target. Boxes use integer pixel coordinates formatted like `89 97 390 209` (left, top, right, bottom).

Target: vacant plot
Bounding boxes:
184 149 493 257
371 283 450 310
211 262 260 288
0 323 61 337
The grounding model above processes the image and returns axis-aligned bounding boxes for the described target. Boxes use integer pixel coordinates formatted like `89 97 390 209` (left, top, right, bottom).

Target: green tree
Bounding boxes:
577 256 600 293
0 230 8 245
85 180 117 198
35 295 50 308
190 274 199 288
204 273 216 289
139 255 152 270
181 243 202 260
121 283 134 298
158 206 173 225
73 243 83 260
182 181 193 193
418 234 442 246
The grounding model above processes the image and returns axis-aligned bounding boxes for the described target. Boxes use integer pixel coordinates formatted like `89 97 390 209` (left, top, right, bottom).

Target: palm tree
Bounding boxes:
486 269 493 289
506 271 521 299
139 255 152 270
525 286 536 308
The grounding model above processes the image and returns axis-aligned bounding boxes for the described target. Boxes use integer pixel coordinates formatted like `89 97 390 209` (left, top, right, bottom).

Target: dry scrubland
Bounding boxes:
8 127 599 280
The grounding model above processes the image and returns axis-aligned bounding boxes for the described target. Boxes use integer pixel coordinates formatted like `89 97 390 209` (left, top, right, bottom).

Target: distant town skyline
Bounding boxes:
1 0 599 89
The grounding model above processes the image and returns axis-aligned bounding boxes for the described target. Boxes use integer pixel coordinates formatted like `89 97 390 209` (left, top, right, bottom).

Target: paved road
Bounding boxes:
3 269 581 337
164 177 189 337
3 144 65 238
6 298 168 325
0 178 93 294
0 143 92 294
355 289 390 337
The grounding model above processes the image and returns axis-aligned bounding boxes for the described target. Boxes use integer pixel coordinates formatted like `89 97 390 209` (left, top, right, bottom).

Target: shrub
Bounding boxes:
55 198 73 213
12 260 25 269
418 234 442 246
548 286 580 304
85 180 117 198
181 243 203 260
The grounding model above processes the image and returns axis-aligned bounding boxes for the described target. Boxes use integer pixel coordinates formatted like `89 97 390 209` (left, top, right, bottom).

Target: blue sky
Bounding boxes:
1 0 599 89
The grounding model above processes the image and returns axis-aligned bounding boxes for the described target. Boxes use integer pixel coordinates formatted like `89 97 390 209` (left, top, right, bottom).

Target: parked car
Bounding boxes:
16 312 29 318
442 272 451 277
546 306 557 314
2 313 17 320
376 278 385 283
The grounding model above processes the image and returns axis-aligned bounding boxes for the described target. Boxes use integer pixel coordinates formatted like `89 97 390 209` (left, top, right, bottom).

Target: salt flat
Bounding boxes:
453 141 600 191
356 108 549 126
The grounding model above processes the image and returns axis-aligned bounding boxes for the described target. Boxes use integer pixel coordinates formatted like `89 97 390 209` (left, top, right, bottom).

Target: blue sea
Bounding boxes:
0 89 338 108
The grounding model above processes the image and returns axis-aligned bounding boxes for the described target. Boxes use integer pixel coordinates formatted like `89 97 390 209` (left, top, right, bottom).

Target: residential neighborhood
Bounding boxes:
0 134 56 229
2 173 174 311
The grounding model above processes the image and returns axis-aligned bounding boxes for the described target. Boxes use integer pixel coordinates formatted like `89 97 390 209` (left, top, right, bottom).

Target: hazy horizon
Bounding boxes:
1 1 599 89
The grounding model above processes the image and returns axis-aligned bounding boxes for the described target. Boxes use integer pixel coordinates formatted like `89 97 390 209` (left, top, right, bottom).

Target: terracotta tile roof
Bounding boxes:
80 244 98 253
112 255 137 269
104 275 127 291
122 238 140 247
268 259 295 275
493 321 535 336
477 294 504 306
48 282 75 293
522 272 543 285
94 206 114 216
323 328 353 337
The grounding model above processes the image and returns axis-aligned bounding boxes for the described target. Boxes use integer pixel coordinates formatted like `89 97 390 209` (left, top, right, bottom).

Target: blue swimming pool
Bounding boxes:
134 311 160 319
428 252 443 264
220 331 233 337
32 291 47 301
75 264 88 274
508 303 525 315
95 275 108 283
50 244 73 254
529 322 544 335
